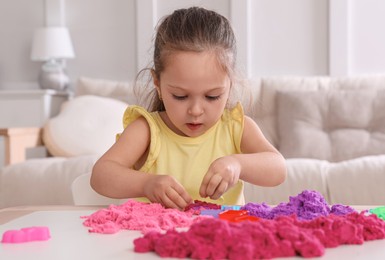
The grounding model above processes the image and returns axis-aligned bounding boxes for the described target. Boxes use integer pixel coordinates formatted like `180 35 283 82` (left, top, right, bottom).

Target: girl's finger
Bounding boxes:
166 187 190 210
203 174 222 198
210 181 228 200
172 182 193 203
159 192 180 209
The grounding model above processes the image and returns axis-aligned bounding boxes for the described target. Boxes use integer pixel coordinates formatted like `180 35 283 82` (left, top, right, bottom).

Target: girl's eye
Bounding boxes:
206 95 221 101
172 95 187 100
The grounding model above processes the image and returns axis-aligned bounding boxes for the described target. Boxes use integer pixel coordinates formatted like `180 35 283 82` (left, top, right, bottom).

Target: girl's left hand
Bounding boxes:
199 155 241 200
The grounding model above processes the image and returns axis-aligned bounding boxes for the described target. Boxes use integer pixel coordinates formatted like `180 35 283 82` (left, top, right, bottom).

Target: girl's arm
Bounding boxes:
90 116 192 209
234 115 287 186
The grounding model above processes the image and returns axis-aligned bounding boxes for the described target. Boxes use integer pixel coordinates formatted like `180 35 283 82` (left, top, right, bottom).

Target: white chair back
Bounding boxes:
71 173 121 205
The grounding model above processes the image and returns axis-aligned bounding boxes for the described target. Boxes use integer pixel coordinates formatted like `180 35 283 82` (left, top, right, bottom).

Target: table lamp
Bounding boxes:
31 27 75 91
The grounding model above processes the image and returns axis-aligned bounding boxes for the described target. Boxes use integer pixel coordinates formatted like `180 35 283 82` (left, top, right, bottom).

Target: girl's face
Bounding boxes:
154 51 231 137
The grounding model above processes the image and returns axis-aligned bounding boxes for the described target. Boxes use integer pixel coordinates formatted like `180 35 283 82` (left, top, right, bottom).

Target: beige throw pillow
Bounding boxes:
76 77 137 104
43 95 128 157
276 89 385 162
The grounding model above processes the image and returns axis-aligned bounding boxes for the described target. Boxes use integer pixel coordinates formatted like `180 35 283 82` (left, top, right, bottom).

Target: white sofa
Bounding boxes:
243 75 385 205
1 75 385 208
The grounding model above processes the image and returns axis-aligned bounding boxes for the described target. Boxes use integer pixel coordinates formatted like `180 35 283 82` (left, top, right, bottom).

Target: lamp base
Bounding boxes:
38 60 70 91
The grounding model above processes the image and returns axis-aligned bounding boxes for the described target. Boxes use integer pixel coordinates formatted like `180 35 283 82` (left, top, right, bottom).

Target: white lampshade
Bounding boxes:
31 27 75 61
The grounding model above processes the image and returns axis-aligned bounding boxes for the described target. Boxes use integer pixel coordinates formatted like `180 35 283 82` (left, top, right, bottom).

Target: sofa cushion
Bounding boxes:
277 89 385 162
43 95 127 157
255 76 331 147
327 155 385 205
0 155 99 208
244 158 330 204
76 77 137 104
254 75 385 148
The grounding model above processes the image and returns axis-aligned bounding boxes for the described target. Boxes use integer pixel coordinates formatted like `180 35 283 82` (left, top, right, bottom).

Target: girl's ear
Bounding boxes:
151 69 162 98
151 69 160 88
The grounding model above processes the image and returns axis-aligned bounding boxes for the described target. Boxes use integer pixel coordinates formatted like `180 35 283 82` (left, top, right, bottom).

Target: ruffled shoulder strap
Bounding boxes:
222 102 244 153
229 102 244 123
122 105 156 129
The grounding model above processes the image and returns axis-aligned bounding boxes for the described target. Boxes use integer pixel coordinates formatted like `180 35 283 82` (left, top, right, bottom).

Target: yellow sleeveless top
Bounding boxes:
120 103 245 205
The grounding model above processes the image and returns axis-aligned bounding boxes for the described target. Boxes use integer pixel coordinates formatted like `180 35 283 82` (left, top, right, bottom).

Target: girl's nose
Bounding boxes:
188 101 204 116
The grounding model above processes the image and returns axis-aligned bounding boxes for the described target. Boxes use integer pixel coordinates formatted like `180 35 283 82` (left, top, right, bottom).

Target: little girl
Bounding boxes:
91 7 287 210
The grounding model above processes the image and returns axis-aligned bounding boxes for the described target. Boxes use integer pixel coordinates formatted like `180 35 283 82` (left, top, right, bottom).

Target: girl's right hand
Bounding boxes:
143 175 193 210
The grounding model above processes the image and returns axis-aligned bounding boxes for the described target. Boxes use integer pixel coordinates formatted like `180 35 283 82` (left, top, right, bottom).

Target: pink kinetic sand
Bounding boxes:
82 200 209 234
184 200 222 214
134 212 385 259
1 226 50 243
82 190 385 259
132 190 385 259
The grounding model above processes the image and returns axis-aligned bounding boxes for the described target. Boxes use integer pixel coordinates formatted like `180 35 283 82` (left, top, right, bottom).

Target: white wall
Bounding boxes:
350 0 385 74
0 0 45 89
1 0 385 92
0 0 137 91
66 0 136 82
249 0 329 77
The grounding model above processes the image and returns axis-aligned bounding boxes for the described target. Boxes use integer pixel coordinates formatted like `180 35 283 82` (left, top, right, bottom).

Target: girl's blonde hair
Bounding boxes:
135 6 241 112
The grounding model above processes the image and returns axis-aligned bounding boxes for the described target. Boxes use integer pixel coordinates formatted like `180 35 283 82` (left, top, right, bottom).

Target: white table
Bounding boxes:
0 205 384 260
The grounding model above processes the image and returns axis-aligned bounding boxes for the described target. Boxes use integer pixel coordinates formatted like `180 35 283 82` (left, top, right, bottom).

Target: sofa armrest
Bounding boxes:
0 127 43 166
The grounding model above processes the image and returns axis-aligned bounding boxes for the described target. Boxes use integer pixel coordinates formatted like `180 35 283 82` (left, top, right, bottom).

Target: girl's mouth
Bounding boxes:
186 123 202 131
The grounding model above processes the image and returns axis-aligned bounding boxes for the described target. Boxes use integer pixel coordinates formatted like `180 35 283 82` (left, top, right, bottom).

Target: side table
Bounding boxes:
0 89 70 127
0 89 71 167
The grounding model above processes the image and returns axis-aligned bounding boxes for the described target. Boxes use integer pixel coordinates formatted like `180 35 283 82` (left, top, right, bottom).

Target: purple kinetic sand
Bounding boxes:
330 204 355 215
241 190 356 220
